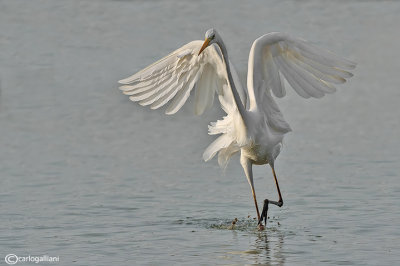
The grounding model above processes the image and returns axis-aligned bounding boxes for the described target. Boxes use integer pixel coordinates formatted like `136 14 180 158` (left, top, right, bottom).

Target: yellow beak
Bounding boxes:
198 38 210 55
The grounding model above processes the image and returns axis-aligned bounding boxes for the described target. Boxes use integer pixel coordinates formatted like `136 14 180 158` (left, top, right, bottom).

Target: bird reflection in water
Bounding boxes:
252 231 285 265
227 228 285 265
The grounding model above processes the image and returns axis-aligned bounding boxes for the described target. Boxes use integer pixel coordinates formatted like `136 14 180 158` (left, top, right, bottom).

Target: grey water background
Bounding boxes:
1 0 399 265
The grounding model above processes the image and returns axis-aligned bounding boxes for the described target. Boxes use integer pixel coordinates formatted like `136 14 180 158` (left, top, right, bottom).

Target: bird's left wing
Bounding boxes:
247 32 356 101
119 41 230 115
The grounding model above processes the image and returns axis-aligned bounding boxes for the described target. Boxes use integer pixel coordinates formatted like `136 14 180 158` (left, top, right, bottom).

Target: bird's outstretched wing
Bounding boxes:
247 32 356 102
119 41 245 115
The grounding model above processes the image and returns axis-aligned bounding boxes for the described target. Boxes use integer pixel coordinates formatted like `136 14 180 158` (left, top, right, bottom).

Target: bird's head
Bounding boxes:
198 28 217 55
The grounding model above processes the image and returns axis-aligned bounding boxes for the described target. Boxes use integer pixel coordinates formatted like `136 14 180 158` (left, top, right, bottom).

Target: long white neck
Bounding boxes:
217 37 247 118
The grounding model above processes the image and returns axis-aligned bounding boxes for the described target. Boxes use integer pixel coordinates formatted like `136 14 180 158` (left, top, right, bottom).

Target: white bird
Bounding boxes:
118 29 355 227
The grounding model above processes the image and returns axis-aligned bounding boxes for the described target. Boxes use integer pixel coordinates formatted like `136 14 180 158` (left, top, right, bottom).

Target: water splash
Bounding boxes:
173 216 283 232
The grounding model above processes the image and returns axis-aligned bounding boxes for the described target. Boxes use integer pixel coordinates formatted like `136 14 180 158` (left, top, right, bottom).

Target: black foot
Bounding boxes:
258 199 283 226
258 199 269 226
269 199 283 207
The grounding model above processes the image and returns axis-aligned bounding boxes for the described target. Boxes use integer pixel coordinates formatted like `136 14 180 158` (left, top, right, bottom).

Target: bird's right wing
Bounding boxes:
119 41 238 115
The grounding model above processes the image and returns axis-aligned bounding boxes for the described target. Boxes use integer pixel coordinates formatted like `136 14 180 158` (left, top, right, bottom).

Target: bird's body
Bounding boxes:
118 29 355 226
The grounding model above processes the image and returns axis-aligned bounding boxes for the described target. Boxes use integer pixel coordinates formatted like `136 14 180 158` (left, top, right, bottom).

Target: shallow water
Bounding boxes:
1 0 400 265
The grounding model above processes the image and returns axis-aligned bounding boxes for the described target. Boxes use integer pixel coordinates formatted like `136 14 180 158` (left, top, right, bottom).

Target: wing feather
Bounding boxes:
150 81 181 110
273 54 311 98
248 32 356 103
246 32 355 134
264 49 286 98
118 41 233 115
119 38 247 167
194 64 217 115
293 39 356 70
283 54 336 94
291 48 353 80
165 68 201 114
288 54 344 85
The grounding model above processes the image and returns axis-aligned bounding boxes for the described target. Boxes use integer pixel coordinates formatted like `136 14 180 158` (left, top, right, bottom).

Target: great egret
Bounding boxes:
118 29 355 227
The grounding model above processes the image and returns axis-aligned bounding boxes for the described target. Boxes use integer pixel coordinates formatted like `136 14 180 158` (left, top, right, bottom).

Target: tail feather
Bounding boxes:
203 134 233 162
203 74 247 168
217 143 240 169
203 109 246 167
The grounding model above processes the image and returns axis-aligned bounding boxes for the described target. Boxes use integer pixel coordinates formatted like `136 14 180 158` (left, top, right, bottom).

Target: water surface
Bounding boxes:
1 0 399 265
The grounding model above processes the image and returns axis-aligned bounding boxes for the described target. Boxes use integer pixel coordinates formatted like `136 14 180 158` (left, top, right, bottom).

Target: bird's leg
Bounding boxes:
252 186 261 221
258 164 283 226
271 165 283 207
240 156 261 221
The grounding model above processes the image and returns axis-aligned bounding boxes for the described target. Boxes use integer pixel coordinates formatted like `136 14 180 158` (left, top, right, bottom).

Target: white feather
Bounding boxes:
119 41 235 115
119 30 355 172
